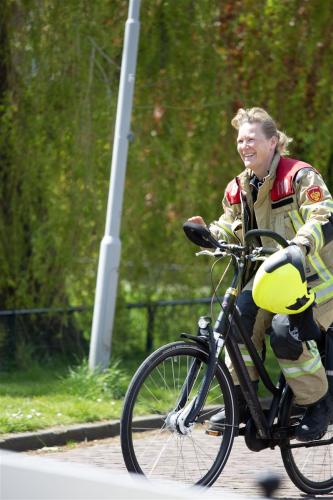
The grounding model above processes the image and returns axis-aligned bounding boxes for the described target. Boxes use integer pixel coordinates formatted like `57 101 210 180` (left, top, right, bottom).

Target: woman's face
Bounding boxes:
237 122 278 178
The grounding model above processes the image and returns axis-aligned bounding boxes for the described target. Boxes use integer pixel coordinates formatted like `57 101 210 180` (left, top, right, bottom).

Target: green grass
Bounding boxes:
0 359 130 434
0 344 281 435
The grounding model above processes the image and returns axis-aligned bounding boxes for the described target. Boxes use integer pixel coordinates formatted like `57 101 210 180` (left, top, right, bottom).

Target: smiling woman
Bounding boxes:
187 106 333 443
232 107 293 180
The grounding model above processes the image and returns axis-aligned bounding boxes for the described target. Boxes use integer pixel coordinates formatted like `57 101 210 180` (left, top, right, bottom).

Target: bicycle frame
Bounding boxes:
178 227 291 442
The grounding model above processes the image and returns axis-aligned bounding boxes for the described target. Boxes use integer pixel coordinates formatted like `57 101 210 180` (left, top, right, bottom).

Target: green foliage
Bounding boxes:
62 358 128 400
0 0 333 357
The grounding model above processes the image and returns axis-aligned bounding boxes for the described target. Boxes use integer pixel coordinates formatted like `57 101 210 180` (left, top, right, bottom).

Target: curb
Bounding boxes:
0 398 273 452
0 420 120 452
0 415 166 452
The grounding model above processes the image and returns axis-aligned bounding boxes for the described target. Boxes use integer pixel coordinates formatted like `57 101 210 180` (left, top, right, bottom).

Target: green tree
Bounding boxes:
0 0 333 358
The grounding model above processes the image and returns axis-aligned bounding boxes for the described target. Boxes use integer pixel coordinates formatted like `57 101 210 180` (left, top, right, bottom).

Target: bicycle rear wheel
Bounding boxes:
121 341 236 486
280 387 333 494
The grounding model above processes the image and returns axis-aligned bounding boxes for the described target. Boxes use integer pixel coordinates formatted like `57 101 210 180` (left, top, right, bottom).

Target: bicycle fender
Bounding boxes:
180 332 210 349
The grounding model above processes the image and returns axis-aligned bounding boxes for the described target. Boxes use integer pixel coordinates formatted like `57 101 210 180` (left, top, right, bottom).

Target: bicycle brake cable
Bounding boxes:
210 257 237 354
210 257 230 317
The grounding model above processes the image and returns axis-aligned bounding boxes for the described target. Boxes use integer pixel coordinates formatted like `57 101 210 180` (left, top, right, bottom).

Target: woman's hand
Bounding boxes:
187 215 206 225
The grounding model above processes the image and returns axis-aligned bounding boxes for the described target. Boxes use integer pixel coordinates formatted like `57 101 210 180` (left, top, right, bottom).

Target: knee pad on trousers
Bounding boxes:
231 290 259 343
270 314 303 361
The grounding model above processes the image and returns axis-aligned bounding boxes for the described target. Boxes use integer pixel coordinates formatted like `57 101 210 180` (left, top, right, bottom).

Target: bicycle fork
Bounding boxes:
165 320 221 435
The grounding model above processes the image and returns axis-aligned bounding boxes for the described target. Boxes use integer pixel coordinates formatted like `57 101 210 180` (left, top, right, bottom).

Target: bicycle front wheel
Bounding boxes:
280 387 333 494
121 341 236 486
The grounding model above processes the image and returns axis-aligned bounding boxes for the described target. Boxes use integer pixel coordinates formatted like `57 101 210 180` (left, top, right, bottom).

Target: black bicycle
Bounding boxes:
120 224 333 494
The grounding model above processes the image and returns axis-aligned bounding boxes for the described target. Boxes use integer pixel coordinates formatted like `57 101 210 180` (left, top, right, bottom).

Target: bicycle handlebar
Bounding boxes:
183 221 289 254
244 229 289 248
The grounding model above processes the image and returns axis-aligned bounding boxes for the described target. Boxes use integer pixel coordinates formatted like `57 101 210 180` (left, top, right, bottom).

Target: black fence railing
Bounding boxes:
126 297 220 351
0 306 92 367
0 297 221 367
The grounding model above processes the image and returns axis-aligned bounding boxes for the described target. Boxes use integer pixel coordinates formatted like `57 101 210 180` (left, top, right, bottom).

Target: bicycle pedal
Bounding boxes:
205 429 222 436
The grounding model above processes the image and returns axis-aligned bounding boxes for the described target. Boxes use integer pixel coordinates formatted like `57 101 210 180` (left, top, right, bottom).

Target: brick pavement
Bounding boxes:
31 434 325 499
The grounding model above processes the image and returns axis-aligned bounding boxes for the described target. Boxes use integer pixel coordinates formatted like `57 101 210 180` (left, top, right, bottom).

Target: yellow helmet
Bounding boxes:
252 245 315 315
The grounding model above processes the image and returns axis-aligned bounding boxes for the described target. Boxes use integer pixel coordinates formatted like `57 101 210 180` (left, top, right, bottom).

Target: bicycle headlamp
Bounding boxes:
252 245 315 315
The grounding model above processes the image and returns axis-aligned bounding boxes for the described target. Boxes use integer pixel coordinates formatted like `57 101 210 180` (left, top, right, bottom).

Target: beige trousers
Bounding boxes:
224 307 328 406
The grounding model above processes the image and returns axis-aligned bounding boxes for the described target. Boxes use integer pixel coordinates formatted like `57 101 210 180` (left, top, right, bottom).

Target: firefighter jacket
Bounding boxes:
210 152 333 330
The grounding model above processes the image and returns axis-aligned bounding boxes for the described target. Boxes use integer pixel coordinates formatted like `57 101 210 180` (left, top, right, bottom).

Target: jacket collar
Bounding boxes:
246 151 281 182
237 151 281 194
267 151 281 180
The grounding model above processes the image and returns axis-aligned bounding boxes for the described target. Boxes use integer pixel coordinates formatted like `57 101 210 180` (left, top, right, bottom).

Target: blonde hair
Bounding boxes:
231 107 293 155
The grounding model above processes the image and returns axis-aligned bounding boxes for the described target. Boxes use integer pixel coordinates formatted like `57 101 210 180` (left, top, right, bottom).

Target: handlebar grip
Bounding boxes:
244 229 289 248
183 221 219 248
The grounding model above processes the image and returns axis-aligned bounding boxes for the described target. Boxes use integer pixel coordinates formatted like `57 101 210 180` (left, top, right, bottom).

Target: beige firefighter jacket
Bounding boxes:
210 152 333 330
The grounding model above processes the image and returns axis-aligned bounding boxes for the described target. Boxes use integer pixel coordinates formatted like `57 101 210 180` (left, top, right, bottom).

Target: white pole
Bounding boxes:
89 0 141 370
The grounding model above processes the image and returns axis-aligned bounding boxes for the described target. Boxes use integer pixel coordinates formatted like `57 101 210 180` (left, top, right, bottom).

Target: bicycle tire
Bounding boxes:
280 387 333 494
120 341 236 486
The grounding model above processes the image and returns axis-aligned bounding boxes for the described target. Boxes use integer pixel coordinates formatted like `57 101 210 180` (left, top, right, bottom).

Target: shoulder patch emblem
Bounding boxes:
306 185 323 203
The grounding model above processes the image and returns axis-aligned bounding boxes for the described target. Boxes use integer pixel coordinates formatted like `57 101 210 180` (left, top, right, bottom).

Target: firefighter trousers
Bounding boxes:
224 289 328 406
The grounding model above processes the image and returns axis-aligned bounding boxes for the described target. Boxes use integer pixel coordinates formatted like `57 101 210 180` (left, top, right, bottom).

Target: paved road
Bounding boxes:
31 434 324 499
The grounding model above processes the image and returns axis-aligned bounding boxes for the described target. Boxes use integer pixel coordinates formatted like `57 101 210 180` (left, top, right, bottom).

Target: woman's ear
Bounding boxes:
270 135 278 150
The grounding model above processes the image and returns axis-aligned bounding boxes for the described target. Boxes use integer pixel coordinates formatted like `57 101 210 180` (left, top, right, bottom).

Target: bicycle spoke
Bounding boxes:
141 381 164 405
189 434 206 476
146 433 175 477
188 432 217 461
155 363 172 393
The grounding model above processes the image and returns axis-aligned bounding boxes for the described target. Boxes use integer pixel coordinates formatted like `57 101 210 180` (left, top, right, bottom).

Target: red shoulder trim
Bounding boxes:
271 157 315 202
226 178 241 205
